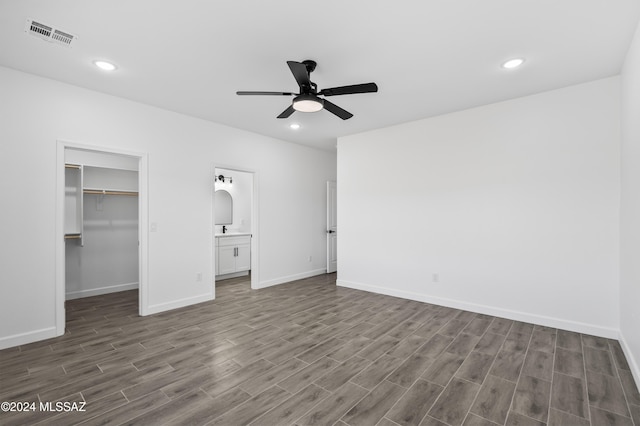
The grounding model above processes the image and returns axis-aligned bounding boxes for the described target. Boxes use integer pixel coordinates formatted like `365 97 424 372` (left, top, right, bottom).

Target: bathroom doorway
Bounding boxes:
213 166 258 291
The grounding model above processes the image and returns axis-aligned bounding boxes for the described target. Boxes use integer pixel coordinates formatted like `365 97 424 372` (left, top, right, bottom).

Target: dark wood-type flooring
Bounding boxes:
1 274 639 425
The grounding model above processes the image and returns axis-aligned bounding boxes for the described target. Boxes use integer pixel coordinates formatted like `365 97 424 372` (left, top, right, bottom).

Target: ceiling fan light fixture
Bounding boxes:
292 94 324 113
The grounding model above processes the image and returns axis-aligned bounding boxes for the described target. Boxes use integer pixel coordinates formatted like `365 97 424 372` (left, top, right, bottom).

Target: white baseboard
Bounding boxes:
65 282 139 300
619 331 640 392
0 327 59 350
145 292 214 316
256 269 326 289
337 279 619 339
216 271 249 280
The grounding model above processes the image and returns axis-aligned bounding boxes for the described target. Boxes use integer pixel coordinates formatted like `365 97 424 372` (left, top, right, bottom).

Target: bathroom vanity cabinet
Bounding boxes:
215 234 251 277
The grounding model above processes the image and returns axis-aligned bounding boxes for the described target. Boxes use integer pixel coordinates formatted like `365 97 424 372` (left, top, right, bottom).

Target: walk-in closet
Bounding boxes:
64 149 139 301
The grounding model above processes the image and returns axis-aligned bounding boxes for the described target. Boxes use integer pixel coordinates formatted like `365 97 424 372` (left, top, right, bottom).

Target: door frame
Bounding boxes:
212 164 259 291
326 180 337 273
55 140 149 336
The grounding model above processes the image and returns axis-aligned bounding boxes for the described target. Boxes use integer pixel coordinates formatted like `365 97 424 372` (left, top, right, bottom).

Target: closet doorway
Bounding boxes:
213 166 258 291
55 142 148 336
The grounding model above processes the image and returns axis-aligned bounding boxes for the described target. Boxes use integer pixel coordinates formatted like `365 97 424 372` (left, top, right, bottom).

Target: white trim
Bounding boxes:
251 170 260 290
337 279 619 339
56 140 149 333
146 292 214 315
0 327 58 351
138 154 150 315
55 143 66 337
216 271 249 280
212 164 259 292
65 282 139 300
257 269 327 289
619 331 640 392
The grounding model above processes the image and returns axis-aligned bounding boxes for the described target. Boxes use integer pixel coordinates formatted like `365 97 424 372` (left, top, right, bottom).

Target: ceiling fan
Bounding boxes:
236 60 378 120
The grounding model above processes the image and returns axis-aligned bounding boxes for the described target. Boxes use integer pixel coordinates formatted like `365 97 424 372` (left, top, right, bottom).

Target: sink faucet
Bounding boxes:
222 225 227 234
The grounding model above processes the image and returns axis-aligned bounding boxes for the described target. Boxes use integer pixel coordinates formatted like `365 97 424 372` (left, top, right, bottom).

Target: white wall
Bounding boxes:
0 66 336 349
66 194 139 299
338 77 621 337
215 167 252 234
621 19 640 385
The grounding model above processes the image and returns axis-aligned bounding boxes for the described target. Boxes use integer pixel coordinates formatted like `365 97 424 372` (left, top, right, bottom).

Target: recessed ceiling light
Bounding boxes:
93 60 117 71
502 58 525 69
289 123 301 130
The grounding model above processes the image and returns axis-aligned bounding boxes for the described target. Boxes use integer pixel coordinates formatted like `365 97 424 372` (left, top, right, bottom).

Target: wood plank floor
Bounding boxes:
1 273 639 426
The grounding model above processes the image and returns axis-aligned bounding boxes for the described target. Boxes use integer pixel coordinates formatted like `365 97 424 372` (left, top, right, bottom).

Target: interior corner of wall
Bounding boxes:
619 329 640 392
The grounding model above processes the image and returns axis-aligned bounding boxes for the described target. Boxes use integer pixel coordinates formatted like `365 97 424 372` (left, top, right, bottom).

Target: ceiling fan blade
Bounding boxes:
287 61 311 90
236 91 296 96
277 105 295 119
319 82 378 97
323 99 353 120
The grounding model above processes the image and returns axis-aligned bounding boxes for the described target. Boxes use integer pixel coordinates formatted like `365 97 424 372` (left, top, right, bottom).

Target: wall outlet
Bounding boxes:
196 272 202 282
432 273 439 283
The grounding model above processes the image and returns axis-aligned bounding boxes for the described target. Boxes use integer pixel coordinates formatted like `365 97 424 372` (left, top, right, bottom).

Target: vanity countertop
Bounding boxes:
215 232 252 237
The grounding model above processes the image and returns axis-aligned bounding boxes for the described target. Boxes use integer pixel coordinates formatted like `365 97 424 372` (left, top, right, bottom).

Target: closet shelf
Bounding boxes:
83 188 138 196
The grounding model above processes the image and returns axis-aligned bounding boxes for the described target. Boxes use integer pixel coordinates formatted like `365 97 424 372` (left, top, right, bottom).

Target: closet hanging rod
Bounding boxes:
65 164 81 169
83 189 139 196
64 234 82 240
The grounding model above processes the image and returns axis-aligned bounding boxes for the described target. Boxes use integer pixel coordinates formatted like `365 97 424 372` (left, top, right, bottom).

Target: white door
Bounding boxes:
326 181 337 273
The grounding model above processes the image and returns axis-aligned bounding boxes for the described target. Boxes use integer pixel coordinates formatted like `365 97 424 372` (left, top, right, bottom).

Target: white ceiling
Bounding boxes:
1 1 639 151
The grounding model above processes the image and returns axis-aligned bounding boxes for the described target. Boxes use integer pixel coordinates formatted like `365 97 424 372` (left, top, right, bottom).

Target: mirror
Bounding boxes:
214 190 233 225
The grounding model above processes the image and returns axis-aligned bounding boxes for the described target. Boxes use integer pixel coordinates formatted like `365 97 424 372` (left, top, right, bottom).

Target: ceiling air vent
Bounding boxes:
52 29 74 46
25 19 77 47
